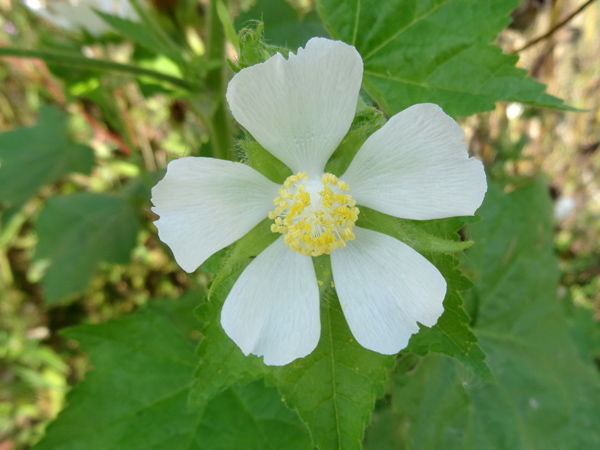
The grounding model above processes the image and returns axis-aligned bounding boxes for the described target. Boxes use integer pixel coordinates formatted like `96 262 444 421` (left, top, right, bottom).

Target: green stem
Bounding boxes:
0 47 196 90
205 0 233 160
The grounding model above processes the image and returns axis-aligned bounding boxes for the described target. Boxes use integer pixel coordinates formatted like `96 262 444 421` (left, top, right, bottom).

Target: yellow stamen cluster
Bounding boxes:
269 172 359 257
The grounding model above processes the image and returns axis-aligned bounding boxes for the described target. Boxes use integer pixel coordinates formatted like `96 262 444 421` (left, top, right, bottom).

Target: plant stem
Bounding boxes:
0 47 196 90
205 0 233 160
512 0 597 53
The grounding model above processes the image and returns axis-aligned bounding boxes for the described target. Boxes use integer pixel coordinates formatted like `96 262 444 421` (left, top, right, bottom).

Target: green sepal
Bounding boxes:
324 102 385 176
207 218 277 299
239 139 292 184
356 207 474 254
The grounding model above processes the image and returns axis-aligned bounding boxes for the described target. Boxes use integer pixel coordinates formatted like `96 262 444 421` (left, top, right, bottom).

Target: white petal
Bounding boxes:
342 103 487 220
221 238 320 366
226 37 363 176
331 227 446 354
151 157 278 272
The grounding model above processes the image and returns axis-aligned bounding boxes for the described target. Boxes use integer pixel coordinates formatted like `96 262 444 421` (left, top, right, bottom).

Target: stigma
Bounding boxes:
269 172 360 256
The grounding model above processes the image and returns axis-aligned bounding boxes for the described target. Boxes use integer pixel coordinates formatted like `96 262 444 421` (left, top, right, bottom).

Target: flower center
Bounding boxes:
269 172 360 257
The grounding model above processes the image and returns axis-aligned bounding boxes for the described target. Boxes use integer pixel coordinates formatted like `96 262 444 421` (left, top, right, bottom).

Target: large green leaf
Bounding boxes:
0 106 94 213
34 294 313 450
364 180 600 449
34 193 141 303
318 0 568 116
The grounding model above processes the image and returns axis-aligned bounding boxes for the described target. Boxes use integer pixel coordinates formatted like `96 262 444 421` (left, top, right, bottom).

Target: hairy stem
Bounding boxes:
205 0 233 160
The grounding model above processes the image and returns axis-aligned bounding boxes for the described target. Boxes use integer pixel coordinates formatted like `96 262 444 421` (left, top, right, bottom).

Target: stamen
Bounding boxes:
269 172 360 257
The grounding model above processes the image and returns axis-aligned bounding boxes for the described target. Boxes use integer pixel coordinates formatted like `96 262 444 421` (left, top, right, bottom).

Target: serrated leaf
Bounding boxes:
365 179 600 449
318 0 569 116
34 294 312 450
356 206 491 380
267 255 395 450
404 257 493 382
192 254 394 450
0 106 94 213
34 193 141 303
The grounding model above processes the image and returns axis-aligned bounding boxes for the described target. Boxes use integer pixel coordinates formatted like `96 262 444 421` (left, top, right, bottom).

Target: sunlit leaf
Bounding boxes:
318 0 569 116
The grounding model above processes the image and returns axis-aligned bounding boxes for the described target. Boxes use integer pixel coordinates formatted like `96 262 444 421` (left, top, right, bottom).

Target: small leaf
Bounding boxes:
0 106 94 213
34 193 141 303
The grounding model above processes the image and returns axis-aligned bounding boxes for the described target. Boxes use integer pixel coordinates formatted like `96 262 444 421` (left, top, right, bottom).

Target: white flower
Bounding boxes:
22 0 139 36
151 38 487 366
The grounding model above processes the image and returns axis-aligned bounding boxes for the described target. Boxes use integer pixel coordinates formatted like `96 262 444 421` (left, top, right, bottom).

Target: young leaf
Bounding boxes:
0 106 94 213
318 0 570 116
34 294 312 450
34 193 141 303
365 180 600 449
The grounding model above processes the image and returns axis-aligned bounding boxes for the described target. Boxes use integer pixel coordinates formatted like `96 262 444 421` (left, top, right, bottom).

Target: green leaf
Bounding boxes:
34 193 141 303
34 294 313 450
190 220 279 409
318 0 569 116
403 256 493 382
355 206 491 380
365 180 600 449
268 255 395 450
236 0 329 49
0 106 94 211
191 254 395 450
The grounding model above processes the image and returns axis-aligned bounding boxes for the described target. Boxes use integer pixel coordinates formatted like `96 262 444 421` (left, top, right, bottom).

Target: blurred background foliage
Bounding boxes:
0 0 599 449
